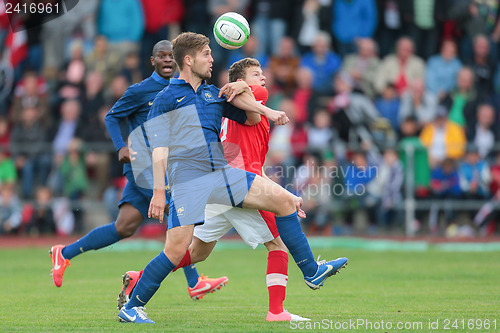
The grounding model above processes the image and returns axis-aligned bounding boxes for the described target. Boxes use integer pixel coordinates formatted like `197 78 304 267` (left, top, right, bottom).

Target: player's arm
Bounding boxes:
229 92 289 125
146 92 173 223
104 86 138 163
262 167 306 218
218 81 260 125
149 146 169 223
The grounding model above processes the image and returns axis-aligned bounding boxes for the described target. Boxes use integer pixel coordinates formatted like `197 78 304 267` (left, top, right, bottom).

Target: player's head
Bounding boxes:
151 40 176 79
228 58 265 86
172 32 212 80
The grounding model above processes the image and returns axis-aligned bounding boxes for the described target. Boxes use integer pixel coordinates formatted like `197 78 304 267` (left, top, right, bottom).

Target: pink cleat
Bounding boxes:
266 310 311 322
188 274 228 300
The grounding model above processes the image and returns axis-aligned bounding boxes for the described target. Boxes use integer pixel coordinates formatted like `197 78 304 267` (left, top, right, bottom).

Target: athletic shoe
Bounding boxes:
118 306 154 324
117 271 141 310
49 245 70 287
266 310 311 322
304 256 348 290
188 274 228 300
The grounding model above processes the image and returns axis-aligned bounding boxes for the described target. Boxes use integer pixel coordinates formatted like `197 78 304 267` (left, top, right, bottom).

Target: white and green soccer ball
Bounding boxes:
213 12 250 50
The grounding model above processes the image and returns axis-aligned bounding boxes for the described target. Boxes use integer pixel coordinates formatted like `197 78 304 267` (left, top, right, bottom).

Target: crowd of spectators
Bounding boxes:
1 0 500 237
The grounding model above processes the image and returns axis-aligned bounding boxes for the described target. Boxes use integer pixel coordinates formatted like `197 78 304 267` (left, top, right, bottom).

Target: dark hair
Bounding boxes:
152 40 172 57
228 58 261 82
172 32 210 70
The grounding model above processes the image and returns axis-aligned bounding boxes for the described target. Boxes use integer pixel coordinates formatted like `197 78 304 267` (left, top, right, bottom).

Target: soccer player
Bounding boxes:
118 32 346 324
48 41 228 301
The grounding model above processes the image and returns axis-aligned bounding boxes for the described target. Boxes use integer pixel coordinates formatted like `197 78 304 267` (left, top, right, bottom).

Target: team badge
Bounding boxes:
203 91 215 102
177 206 185 216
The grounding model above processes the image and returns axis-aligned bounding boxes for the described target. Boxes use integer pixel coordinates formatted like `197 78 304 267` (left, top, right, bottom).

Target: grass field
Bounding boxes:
1 242 499 332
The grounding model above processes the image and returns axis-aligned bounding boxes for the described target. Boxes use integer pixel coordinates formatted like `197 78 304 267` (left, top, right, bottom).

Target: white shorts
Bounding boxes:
193 204 275 249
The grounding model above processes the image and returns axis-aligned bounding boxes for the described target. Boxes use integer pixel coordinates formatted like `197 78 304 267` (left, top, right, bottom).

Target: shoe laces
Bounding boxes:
199 274 208 281
134 307 148 320
316 255 326 265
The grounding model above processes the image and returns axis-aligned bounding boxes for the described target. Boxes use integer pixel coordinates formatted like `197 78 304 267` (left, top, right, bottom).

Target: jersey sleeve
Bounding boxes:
104 85 139 152
222 102 248 125
146 90 174 149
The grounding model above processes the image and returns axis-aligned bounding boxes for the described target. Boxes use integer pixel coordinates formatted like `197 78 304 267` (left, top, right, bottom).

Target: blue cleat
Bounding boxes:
304 257 348 290
118 306 155 324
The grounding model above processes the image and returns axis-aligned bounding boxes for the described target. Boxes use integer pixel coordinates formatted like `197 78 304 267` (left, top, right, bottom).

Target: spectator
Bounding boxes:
0 186 22 234
140 0 184 77
25 186 56 236
466 34 497 98
293 67 314 124
399 116 431 198
297 0 322 52
331 0 378 56
0 145 16 191
429 158 462 233
366 147 403 229
300 31 342 95
10 70 49 126
399 79 438 127
328 72 380 143
408 0 447 60
441 67 480 127
449 0 500 63
341 38 380 98
81 71 105 119
52 99 82 166
268 37 300 94
0 116 10 149
307 110 333 152
458 145 491 199
375 83 400 131
10 107 51 198
425 39 463 98
419 106 467 168
59 138 88 233
97 0 144 56
374 37 425 96
467 104 498 158
250 0 291 56
121 52 143 85
41 0 99 71
85 36 122 87
375 0 410 57
57 41 86 105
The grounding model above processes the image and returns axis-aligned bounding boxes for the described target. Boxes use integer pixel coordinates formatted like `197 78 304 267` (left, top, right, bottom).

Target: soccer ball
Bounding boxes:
213 12 250 50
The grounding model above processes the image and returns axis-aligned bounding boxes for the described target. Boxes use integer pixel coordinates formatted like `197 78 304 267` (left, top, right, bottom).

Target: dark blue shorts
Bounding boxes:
119 172 170 220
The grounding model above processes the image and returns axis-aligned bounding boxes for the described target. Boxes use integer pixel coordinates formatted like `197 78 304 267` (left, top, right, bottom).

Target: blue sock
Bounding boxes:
126 251 175 309
183 265 200 288
61 222 122 260
275 212 317 277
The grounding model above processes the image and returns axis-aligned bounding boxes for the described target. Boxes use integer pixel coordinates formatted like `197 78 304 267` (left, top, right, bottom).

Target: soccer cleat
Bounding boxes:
118 306 154 324
188 274 228 300
49 245 71 287
117 271 141 310
267 310 311 322
304 256 348 290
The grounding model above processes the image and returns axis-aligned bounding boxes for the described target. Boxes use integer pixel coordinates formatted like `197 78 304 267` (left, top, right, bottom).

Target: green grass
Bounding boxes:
1 245 499 332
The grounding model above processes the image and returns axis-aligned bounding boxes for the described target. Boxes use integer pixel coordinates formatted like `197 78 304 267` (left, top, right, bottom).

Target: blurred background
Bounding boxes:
0 0 500 239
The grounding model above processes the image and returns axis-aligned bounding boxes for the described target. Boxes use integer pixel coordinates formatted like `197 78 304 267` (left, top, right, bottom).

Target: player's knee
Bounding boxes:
115 219 139 238
274 193 296 216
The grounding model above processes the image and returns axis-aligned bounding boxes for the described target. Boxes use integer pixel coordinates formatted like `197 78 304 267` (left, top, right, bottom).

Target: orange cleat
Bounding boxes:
188 274 228 300
117 271 141 310
266 310 311 322
49 245 71 287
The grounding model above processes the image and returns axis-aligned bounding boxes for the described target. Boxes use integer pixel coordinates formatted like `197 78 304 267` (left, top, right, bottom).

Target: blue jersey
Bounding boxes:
104 72 170 178
147 78 247 183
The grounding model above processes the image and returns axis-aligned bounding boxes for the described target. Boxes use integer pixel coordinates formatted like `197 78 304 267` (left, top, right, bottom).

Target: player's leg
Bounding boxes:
50 203 143 287
243 175 348 289
119 225 193 323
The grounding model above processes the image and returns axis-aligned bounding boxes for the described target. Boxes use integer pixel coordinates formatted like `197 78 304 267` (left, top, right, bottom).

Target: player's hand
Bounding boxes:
294 196 307 219
266 109 289 125
118 147 131 163
219 81 250 102
148 190 167 223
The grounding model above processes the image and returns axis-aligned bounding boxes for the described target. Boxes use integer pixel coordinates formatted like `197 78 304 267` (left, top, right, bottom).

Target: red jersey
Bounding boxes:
220 85 270 176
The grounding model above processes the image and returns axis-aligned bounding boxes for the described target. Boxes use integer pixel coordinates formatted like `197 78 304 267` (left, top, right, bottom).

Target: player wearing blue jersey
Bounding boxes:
49 41 228 302
118 33 347 324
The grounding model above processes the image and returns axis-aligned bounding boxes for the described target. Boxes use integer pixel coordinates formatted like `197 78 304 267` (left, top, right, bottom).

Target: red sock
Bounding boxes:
172 250 191 272
266 250 288 315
